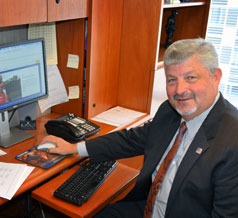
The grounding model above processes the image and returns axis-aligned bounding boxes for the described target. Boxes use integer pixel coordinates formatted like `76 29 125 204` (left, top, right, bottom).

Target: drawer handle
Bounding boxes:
56 0 60 3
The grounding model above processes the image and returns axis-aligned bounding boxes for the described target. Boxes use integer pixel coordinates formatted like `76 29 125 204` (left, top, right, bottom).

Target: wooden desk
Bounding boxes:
0 112 148 206
32 162 139 218
0 112 118 205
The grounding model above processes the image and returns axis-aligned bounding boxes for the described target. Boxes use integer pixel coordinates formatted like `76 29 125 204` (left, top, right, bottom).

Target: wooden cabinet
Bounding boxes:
0 0 47 27
84 0 162 119
52 0 157 119
0 0 89 28
84 0 211 119
0 0 211 122
0 1 89 117
48 0 89 22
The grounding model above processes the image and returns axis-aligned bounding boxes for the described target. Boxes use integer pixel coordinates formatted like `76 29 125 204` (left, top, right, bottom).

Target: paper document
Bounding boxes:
28 22 58 65
38 65 69 113
0 149 6 156
91 106 146 127
0 162 34 200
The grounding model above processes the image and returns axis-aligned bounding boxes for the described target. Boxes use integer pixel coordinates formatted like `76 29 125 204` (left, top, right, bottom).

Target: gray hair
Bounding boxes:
163 38 219 73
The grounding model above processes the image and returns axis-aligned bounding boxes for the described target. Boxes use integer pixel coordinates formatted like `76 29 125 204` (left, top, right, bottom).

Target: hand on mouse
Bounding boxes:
40 135 78 155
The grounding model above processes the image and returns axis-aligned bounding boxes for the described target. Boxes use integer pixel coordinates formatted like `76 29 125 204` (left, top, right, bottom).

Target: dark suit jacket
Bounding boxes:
86 94 238 218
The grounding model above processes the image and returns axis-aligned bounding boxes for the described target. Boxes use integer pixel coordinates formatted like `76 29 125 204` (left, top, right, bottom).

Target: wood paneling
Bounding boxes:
117 0 161 113
85 0 123 119
0 0 47 27
51 19 86 117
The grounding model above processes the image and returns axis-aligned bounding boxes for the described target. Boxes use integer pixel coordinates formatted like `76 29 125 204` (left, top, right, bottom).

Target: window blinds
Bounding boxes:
206 0 238 108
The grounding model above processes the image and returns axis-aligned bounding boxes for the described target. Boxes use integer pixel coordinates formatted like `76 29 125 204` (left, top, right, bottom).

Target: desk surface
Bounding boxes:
0 112 118 205
32 162 139 218
0 112 149 205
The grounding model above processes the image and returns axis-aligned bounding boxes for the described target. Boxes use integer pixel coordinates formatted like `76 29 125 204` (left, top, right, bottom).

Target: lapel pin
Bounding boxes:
196 147 203 154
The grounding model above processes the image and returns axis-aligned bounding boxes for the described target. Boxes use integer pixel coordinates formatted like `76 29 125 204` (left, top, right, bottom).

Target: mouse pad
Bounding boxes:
16 146 71 169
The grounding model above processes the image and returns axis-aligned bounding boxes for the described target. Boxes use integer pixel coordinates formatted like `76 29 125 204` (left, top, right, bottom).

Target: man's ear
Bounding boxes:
213 68 222 86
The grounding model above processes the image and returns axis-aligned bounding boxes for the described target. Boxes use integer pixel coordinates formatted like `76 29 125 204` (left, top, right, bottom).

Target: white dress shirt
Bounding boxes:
77 140 88 156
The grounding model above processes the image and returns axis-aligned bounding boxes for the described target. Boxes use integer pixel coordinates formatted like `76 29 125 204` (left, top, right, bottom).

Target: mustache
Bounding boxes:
173 92 195 100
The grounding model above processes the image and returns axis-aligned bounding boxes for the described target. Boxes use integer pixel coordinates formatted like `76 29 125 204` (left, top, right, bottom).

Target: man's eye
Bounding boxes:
187 76 197 81
167 78 176 83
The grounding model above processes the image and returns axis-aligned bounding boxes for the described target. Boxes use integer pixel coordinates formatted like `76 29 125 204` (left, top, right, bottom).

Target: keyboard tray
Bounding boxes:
54 160 118 206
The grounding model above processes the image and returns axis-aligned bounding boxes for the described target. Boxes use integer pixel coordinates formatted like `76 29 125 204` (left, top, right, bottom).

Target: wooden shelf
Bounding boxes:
163 2 205 9
158 0 210 65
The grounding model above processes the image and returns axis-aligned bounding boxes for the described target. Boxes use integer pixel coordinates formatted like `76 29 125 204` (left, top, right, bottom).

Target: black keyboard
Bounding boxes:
54 160 118 206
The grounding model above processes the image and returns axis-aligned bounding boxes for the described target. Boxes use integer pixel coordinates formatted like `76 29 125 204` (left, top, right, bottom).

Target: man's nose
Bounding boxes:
176 80 187 94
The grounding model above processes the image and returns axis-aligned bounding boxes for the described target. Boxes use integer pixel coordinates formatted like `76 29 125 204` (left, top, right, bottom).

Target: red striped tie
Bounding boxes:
144 121 187 218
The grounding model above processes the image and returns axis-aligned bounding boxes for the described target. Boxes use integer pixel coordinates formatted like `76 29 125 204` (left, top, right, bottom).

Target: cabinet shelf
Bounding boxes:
163 2 205 9
157 0 209 66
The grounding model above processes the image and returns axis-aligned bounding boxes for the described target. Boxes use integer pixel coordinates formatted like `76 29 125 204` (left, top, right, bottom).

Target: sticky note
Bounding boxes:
68 86 80 99
67 54 79 69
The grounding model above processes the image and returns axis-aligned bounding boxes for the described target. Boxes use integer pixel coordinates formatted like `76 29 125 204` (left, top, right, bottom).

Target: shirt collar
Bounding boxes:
181 92 220 149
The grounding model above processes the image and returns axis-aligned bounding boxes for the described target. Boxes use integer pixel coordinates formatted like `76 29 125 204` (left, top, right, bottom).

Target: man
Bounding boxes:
42 38 238 217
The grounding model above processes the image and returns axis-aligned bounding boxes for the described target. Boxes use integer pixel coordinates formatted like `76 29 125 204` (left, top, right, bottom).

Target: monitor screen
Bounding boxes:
0 38 48 112
0 38 48 148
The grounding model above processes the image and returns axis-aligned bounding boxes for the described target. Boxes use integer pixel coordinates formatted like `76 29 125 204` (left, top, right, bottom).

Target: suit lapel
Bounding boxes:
166 127 209 214
165 94 226 215
143 118 181 176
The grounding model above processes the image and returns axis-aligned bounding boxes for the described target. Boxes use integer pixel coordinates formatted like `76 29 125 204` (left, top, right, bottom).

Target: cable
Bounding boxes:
8 109 16 122
39 202 46 218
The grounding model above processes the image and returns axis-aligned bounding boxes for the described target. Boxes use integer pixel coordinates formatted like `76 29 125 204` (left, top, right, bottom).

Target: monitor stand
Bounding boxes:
0 111 34 148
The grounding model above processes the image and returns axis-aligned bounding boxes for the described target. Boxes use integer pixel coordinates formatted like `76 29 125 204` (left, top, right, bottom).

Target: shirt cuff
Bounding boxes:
77 141 89 157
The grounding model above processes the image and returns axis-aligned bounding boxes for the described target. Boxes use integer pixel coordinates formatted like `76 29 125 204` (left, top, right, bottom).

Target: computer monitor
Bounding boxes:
0 38 48 147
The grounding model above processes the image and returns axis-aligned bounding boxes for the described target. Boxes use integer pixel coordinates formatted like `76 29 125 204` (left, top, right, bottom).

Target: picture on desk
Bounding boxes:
16 146 69 169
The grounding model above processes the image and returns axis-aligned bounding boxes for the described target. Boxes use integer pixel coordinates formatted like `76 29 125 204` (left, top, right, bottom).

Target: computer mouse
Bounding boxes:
37 142 56 151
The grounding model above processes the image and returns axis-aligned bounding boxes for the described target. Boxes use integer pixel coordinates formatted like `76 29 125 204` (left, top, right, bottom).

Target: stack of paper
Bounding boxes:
0 162 34 200
91 106 146 127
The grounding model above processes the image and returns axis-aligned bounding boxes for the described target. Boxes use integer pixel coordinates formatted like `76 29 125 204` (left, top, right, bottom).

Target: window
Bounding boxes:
206 0 238 108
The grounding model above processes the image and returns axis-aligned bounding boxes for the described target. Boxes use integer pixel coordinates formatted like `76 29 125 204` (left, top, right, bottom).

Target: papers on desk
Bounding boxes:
0 162 34 200
91 106 146 127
